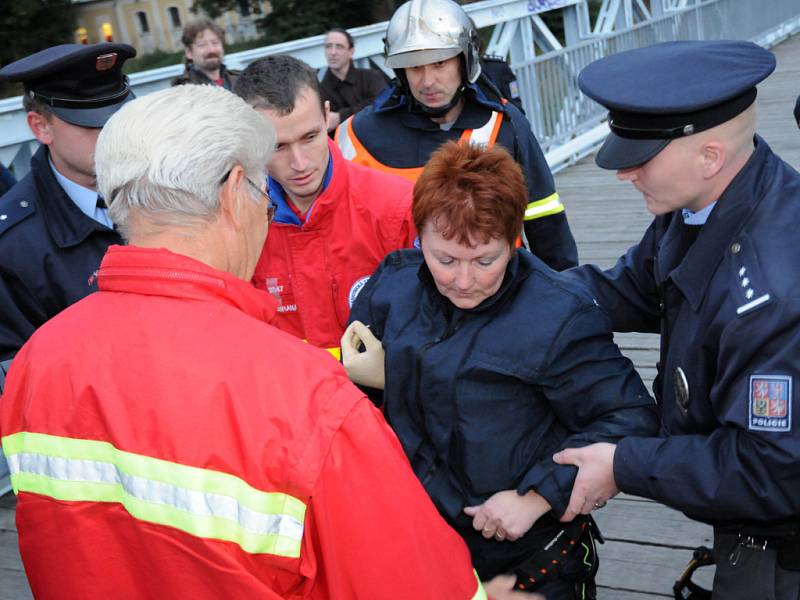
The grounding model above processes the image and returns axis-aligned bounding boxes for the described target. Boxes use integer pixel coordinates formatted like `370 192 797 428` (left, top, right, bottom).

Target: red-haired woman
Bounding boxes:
342 141 657 599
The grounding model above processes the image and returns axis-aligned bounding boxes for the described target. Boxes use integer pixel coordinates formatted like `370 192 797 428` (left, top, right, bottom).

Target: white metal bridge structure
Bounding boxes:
1 0 799 183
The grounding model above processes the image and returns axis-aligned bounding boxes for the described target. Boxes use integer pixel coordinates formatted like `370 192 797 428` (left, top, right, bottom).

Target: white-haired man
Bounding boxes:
0 84 530 600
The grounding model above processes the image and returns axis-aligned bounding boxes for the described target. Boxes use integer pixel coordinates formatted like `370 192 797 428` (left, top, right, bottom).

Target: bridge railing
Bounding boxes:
1 0 799 179
522 0 800 170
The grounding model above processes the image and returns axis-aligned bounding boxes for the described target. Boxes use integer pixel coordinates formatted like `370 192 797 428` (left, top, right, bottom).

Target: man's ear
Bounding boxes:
700 140 725 180
219 165 247 231
27 111 53 145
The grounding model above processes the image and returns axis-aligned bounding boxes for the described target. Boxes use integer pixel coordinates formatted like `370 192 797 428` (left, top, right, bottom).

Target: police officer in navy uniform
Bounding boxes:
480 54 524 112
0 43 136 362
552 41 800 598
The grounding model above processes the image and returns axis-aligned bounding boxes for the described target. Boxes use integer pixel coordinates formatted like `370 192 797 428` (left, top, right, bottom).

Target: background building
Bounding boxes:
71 0 268 55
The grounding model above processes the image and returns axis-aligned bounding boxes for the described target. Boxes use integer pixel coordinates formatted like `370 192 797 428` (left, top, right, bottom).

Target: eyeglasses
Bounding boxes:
245 177 277 223
219 169 276 223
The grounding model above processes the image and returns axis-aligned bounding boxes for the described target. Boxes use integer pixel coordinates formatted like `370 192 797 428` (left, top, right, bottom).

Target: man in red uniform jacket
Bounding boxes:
233 55 416 357
0 83 529 600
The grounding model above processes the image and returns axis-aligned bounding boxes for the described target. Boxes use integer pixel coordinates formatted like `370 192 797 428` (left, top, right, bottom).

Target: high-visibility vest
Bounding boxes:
336 111 565 224
335 110 505 183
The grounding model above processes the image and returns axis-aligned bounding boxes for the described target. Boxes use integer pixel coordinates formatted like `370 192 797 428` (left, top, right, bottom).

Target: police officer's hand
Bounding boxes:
553 442 618 522
483 574 545 599
464 489 551 542
341 320 385 390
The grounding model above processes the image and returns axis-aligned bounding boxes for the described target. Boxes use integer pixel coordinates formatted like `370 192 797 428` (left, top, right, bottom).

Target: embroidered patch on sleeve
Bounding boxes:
748 375 792 432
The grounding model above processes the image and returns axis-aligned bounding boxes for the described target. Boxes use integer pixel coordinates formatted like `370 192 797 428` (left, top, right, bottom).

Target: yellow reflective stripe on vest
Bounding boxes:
524 193 564 221
472 570 488 599
2 431 306 557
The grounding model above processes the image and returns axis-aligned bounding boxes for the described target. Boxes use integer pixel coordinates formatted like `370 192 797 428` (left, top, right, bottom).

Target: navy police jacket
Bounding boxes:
349 249 657 537
570 136 800 530
0 145 121 361
345 79 579 271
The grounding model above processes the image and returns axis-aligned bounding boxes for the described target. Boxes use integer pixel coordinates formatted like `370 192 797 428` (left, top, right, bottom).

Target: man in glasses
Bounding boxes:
1 83 529 600
0 43 136 364
319 28 388 133
234 54 416 358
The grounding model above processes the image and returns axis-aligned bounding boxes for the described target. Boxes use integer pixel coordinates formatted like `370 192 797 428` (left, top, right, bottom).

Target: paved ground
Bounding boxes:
1 28 798 600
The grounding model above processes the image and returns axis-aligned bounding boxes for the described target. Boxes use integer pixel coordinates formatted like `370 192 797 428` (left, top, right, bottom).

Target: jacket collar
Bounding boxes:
665 135 771 310
185 63 233 87
268 138 345 228
322 63 357 87
32 145 116 249
97 245 277 323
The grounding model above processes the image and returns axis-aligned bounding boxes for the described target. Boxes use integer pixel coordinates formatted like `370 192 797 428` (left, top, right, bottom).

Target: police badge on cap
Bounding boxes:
0 43 137 128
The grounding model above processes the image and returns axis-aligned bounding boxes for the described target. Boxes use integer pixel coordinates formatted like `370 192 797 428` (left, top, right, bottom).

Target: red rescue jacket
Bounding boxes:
0 245 485 599
253 140 415 355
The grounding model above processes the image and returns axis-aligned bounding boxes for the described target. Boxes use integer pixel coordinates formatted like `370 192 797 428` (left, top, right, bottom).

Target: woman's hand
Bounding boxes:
340 320 385 390
464 489 552 542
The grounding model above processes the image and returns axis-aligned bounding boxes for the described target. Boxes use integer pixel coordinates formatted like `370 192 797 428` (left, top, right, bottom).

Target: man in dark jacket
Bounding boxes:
0 43 134 362
319 28 387 133
335 0 578 271
172 19 240 90
556 41 800 599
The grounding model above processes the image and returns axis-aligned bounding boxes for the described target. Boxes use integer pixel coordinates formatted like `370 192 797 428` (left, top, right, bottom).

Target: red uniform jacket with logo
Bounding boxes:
0 245 484 599
253 140 415 352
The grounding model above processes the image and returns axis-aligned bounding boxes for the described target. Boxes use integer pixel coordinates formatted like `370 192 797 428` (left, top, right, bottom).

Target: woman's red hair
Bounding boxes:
412 141 527 247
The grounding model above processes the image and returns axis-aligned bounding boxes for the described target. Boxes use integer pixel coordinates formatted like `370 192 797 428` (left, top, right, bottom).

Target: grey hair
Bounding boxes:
95 85 276 240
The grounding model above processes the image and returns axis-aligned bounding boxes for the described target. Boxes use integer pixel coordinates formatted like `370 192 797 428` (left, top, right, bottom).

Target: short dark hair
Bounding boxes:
233 55 323 116
326 28 354 49
22 93 53 119
181 19 224 48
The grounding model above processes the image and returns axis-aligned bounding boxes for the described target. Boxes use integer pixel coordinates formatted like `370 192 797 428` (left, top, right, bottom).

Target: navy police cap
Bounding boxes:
0 43 137 128
578 40 776 169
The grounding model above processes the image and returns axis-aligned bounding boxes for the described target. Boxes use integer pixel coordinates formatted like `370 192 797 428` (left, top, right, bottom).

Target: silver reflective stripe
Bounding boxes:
337 117 357 160
468 111 501 147
7 452 304 540
3 431 306 556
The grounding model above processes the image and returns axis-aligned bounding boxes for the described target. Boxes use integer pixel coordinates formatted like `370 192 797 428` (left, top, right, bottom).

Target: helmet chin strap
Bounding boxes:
413 85 466 118
397 61 468 119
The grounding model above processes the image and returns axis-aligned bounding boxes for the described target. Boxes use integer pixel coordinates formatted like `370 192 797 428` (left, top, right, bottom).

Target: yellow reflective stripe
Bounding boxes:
524 192 564 220
3 431 306 557
472 570 488 600
326 346 341 360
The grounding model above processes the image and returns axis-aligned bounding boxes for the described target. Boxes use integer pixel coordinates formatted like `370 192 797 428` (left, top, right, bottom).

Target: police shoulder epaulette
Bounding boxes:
730 242 772 316
0 194 35 238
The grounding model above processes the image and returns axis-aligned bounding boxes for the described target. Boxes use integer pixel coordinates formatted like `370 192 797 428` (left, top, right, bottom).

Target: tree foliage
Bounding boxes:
0 0 77 97
191 0 397 44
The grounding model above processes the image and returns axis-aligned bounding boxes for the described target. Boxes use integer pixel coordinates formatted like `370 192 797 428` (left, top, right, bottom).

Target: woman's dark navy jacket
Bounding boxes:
349 248 658 527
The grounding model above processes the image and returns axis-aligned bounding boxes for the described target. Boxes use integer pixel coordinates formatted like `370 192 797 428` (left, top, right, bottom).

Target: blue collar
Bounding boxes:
682 202 717 225
49 158 113 228
268 152 334 226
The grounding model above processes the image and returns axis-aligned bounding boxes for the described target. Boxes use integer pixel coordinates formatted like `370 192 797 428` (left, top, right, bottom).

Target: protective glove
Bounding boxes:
340 320 385 390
